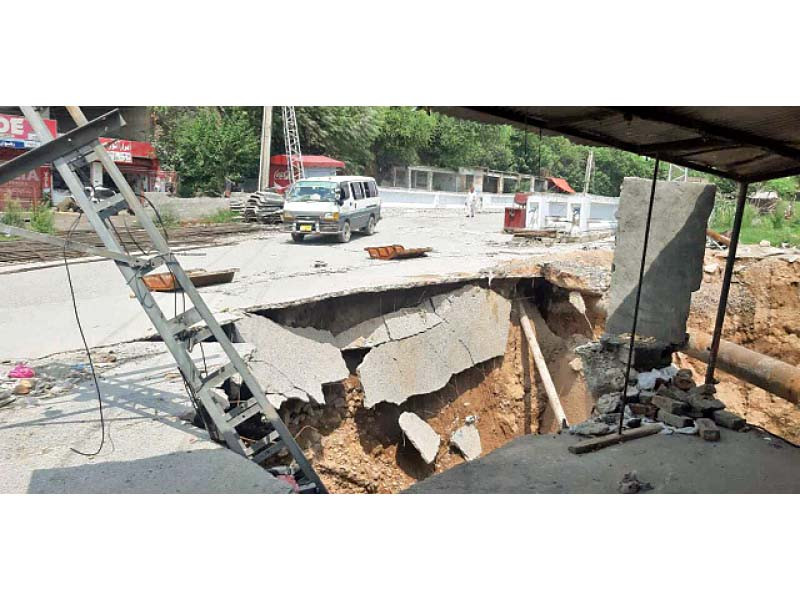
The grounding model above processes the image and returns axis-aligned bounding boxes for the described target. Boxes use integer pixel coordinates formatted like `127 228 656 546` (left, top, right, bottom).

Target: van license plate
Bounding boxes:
299 224 312 232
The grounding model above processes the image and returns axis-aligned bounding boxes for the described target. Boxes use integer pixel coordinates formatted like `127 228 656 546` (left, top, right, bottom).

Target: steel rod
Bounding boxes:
617 157 660 435
704 181 749 385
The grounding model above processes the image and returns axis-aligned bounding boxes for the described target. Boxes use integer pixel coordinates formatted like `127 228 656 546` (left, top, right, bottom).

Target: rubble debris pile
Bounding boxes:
572 342 743 441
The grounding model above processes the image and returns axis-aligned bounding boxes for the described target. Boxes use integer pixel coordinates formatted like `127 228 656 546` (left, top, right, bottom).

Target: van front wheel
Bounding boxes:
337 221 351 243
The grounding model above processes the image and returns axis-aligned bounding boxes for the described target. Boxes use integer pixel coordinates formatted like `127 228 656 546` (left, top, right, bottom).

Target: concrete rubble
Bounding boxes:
451 422 482 461
358 285 511 408
399 412 440 464
236 315 349 408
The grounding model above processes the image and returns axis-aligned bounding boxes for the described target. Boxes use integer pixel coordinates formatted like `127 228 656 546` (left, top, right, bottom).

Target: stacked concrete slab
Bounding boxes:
606 178 715 347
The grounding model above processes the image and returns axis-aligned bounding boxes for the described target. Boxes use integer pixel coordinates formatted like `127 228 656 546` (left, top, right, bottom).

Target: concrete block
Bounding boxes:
657 410 694 429
451 423 482 461
236 315 349 408
696 418 721 441
628 402 658 419
569 420 612 436
399 412 440 464
606 178 715 346
652 394 689 415
685 392 725 416
713 409 745 431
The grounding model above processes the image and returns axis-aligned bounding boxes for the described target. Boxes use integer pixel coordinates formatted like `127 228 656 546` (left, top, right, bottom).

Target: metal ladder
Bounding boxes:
0 106 326 493
281 106 305 184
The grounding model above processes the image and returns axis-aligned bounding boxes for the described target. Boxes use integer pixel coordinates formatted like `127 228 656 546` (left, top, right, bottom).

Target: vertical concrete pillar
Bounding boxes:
427 171 434 192
498 176 505 195
580 195 590 232
91 162 104 187
537 195 547 228
407 167 412 190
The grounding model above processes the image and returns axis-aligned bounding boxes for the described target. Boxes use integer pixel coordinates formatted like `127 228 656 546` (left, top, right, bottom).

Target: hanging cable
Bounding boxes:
617 157 660 435
63 213 106 457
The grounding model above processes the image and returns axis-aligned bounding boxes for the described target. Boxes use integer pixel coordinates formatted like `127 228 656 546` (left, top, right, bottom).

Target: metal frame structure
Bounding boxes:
0 106 327 493
281 106 305 184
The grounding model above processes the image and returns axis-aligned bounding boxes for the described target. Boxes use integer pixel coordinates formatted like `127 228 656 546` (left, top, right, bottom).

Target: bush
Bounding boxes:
1 200 25 228
30 204 55 234
155 207 180 229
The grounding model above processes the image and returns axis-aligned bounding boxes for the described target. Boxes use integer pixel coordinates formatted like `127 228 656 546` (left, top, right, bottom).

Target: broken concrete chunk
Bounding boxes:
657 410 694 429
713 409 745 430
430 285 512 365
360 285 510 408
451 423 482 461
637 366 678 391
570 420 612 436
236 315 348 408
696 418 721 441
652 395 689 415
333 315 390 350
685 392 725 416
597 393 621 414
384 301 443 340
399 412 440 464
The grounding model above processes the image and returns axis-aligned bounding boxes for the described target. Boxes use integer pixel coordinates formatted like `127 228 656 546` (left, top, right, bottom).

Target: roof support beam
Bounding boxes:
610 107 800 165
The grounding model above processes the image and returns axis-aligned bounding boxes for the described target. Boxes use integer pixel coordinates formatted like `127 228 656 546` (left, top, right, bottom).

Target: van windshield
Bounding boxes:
288 181 338 202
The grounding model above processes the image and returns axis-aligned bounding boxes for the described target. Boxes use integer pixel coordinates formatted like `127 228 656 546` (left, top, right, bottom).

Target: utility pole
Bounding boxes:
583 150 594 194
258 106 273 191
65 106 104 188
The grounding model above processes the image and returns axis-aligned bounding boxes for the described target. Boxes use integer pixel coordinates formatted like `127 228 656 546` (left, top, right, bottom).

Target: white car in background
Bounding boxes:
282 176 381 243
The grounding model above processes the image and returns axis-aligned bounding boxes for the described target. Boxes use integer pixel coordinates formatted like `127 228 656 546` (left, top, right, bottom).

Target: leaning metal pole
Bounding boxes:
617 157 660 435
704 181 749 385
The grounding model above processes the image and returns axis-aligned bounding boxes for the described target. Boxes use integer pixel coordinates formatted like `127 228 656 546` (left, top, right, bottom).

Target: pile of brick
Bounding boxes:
570 360 745 440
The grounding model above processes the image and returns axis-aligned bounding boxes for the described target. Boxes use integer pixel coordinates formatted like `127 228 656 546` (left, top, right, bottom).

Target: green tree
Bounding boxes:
153 106 260 196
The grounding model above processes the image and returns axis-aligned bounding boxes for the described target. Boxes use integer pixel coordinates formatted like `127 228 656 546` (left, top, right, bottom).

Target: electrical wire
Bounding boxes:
64 213 106 457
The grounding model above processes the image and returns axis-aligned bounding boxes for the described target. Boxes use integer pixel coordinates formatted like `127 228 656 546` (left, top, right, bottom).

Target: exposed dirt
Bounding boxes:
279 316 547 493
685 252 800 443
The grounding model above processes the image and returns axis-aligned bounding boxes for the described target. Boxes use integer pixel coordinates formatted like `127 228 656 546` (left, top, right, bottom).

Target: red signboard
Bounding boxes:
0 113 58 149
99 137 156 163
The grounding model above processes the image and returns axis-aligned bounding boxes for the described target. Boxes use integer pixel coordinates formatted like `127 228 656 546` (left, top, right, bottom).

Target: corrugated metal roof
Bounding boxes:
437 107 800 182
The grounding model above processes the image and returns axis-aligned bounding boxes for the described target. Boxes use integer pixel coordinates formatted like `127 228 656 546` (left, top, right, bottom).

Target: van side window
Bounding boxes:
362 182 372 198
339 184 350 200
367 181 378 197
351 182 364 199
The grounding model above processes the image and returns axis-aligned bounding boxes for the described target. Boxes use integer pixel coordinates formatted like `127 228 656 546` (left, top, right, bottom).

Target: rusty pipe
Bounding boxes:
685 330 800 405
706 228 731 247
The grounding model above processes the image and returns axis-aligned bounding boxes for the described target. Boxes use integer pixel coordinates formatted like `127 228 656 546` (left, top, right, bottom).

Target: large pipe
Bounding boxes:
685 330 800 405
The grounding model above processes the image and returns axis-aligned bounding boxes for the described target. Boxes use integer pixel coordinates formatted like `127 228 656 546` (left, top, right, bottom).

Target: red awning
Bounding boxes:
271 154 345 169
547 176 576 194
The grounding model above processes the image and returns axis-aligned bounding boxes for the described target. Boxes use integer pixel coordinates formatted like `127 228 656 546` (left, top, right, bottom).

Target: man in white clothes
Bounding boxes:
465 185 477 218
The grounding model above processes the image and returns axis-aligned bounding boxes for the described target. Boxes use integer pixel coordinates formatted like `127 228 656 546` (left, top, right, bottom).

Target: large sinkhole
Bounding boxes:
205 278 602 493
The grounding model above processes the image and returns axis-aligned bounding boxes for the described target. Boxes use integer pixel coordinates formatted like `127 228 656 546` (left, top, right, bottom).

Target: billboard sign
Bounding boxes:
0 113 58 149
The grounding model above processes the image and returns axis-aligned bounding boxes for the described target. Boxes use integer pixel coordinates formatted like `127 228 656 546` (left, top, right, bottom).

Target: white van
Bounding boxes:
281 176 381 243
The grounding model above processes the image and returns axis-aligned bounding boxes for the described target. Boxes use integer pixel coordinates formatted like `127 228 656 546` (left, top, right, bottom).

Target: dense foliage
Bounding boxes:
153 107 798 200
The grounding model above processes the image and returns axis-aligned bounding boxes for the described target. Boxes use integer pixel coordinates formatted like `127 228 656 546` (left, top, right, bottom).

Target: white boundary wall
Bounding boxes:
378 187 618 232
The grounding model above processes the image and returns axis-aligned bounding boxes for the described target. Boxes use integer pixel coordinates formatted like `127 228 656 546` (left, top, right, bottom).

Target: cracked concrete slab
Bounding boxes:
399 412 440 464
359 285 511 408
334 315 390 350
384 301 443 340
236 315 348 408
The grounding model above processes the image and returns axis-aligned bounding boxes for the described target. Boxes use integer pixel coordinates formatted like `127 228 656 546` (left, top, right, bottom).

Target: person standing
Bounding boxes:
465 185 477 218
